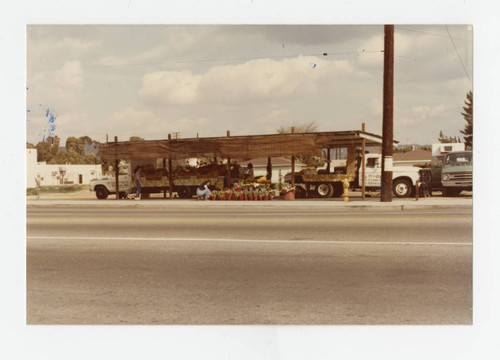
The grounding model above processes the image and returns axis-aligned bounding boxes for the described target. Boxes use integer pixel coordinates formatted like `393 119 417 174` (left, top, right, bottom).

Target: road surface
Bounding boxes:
26 206 472 324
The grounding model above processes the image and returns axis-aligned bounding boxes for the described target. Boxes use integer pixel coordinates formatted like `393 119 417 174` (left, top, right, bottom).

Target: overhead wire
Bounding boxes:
444 25 472 84
30 50 383 72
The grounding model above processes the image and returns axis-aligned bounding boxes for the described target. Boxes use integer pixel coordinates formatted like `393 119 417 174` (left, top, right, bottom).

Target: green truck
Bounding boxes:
430 143 472 196
440 150 473 196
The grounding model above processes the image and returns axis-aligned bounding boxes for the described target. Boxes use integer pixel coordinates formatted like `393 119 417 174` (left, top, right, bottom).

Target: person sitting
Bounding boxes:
245 163 255 181
196 180 212 200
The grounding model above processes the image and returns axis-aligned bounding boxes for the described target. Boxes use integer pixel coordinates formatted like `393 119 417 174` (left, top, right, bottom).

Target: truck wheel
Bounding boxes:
95 186 109 200
442 187 461 197
392 179 412 198
316 183 333 198
332 183 343 198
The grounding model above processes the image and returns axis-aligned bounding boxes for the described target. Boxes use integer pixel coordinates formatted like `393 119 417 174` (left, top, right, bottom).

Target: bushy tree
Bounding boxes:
66 136 85 156
84 153 98 164
36 136 60 162
460 91 473 150
277 120 317 134
50 149 69 164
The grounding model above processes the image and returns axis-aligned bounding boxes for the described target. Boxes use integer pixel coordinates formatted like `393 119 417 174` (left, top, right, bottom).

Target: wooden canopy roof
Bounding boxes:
99 130 395 161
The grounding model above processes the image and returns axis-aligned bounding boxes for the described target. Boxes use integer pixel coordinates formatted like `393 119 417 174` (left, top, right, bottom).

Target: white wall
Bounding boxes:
26 149 103 188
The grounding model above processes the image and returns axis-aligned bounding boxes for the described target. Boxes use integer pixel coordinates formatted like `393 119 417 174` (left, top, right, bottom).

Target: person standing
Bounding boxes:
196 180 212 200
134 166 143 200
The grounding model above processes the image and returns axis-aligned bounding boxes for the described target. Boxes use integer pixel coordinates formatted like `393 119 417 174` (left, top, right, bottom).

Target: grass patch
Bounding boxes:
27 185 88 196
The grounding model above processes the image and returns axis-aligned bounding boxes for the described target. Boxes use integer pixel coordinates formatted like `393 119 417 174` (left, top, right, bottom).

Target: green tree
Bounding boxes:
66 136 85 156
84 153 98 164
50 149 69 164
438 130 460 144
460 91 473 150
67 149 84 164
129 136 145 142
36 136 60 162
79 136 93 145
26 142 36 149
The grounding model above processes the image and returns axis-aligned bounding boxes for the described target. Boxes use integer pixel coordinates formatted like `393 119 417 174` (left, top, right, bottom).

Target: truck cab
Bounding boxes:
441 150 473 196
358 154 423 198
89 162 132 199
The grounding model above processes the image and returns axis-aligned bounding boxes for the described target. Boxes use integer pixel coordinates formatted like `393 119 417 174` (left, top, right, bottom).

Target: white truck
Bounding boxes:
286 153 430 198
89 162 132 199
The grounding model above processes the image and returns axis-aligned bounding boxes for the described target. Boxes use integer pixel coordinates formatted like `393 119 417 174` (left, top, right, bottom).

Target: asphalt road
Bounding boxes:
26 206 473 324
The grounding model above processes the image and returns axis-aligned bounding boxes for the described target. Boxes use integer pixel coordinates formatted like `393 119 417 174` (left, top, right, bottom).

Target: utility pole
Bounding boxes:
381 25 394 202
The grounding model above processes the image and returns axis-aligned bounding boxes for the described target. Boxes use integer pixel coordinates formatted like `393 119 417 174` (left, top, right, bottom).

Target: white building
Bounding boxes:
26 148 103 188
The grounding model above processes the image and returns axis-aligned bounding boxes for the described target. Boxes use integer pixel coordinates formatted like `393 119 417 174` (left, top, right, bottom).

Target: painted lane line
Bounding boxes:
26 217 473 222
26 235 473 246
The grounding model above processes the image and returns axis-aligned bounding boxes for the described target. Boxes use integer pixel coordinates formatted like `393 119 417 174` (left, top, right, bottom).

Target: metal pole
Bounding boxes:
381 25 394 202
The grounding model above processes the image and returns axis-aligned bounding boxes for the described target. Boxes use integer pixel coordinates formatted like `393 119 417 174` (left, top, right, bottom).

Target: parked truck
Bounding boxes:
430 143 465 190
89 161 232 200
285 153 431 198
440 150 473 196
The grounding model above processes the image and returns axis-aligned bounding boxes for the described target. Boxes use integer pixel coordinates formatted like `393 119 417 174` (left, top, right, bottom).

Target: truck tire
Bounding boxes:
95 186 109 200
442 187 461 197
332 183 343 198
392 178 412 198
316 183 333 198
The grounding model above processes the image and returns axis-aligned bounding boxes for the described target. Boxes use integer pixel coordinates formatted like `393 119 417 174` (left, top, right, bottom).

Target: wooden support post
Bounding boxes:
326 148 331 173
291 127 295 187
362 123 366 200
163 158 167 198
226 130 231 188
114 136 119 200
168 134 173 199
266 157 272 180
168 158 173 199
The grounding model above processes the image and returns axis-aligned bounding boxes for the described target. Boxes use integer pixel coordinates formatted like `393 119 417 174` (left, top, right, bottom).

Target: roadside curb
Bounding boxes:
26 198 473 211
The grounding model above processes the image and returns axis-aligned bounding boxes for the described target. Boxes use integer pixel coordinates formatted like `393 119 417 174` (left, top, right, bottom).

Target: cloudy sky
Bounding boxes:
26 24 473 146
3 1 500 359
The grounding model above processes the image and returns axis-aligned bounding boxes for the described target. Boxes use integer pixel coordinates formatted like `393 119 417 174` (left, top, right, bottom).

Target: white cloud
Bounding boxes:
139 70 202 105
55 60 84 89
139 56 363 107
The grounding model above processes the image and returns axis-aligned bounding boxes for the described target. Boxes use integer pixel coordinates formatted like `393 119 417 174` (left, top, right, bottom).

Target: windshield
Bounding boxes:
444 152 472 165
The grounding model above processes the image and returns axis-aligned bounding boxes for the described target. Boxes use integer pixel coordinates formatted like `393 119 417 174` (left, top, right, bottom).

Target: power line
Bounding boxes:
445 25 472 84
395 26 472 42
30 50 383 72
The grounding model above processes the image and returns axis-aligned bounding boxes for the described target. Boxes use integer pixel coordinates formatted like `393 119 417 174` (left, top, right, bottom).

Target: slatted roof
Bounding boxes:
99 130 396 161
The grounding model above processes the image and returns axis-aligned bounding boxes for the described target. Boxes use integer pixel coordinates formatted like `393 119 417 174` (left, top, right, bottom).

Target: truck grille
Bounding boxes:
449 172 472 181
